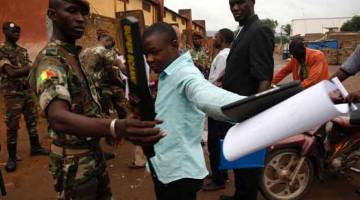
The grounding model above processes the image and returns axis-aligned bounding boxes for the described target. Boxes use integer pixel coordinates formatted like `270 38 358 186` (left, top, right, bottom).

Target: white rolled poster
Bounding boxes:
223 80 349 161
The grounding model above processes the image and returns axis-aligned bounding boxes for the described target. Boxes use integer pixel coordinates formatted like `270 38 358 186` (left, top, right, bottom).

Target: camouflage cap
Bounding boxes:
61 0 90 14
2 21 21 32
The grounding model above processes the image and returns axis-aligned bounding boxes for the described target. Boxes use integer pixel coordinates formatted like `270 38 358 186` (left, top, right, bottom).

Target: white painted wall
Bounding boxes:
291 17 352 36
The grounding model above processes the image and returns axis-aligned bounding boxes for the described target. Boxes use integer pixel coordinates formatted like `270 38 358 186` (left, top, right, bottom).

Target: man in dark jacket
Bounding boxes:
220 0 275 199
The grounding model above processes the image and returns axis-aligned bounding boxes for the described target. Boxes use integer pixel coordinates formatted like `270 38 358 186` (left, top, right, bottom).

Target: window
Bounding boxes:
181 19 186 25
142 0 151 12
172 14 177 22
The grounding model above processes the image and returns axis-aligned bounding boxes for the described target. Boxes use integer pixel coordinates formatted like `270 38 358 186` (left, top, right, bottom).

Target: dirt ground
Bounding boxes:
1 55 360 200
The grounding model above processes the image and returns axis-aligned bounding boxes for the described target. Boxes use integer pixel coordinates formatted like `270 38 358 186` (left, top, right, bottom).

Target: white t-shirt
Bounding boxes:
208 48 230 83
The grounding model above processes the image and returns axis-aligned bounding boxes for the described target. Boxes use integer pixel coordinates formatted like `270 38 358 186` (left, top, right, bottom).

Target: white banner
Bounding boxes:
223 80 349 161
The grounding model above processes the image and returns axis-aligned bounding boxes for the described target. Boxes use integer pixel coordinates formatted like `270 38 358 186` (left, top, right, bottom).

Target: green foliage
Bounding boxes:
261 18 278 33
283 24 291 36
341 16 360 32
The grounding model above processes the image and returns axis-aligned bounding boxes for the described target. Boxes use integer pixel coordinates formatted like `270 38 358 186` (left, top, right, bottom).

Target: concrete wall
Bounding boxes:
291 17 352 36
78 14 118 50
0 0 48 60
89 0 116 18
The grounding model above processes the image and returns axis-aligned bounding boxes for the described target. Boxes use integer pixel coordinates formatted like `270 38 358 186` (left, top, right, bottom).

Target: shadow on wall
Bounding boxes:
0 0 49 61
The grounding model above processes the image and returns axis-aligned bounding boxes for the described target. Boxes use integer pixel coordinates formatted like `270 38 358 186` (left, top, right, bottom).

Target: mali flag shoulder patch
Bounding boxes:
38 69 57 85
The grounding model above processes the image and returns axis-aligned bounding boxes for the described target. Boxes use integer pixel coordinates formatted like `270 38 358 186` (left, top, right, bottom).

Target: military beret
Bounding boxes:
2 21 21 32
62 0 90 14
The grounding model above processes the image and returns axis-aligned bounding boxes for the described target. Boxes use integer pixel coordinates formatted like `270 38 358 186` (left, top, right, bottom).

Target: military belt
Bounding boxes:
50 144 94 157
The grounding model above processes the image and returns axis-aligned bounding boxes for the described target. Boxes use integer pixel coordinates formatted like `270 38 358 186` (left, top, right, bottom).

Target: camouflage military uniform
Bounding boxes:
80 45 128 118
0 41 40 151
30 40 112 200
190 47 211 77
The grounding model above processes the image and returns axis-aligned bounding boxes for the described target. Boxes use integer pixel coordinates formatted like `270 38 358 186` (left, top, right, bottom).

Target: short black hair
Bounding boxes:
289 39 305 54
143 22 177 43
218 28 234 44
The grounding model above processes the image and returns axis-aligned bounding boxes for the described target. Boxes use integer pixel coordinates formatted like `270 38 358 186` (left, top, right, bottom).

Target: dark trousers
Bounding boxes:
207 117 228 185
233 168 262 200
216 121 262 200
153 178 203 200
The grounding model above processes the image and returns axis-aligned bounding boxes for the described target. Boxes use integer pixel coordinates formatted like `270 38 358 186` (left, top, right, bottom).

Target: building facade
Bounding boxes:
0 0 207 59
291 17 352 36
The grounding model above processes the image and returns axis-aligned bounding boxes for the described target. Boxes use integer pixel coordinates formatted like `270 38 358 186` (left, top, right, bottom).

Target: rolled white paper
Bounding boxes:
223 80 349 161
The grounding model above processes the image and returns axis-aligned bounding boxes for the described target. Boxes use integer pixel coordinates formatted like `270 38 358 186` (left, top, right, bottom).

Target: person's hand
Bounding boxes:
346 90 360 103
329 90 344 104
115 118 165 146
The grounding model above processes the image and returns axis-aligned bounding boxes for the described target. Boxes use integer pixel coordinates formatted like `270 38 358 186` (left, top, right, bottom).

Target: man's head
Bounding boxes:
214 28 234 49
143 22 180 74
97 29 113 49
192 32 203 49
48 0 90 40
289 39 306 62
2 21 21 43
229 0 255 25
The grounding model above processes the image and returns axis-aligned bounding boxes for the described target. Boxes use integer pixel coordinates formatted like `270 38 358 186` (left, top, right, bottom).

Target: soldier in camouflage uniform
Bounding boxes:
80 30 128 119
190 32 211 78
0 22 49 172
80 30 128 159
30 0 163 199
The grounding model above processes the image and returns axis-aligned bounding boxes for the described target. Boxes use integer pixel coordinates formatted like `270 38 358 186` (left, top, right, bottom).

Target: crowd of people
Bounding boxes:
1 0 360 200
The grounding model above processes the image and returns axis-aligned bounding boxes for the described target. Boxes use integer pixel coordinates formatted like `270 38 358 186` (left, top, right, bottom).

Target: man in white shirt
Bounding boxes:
208 29 234 86
203 28 235 191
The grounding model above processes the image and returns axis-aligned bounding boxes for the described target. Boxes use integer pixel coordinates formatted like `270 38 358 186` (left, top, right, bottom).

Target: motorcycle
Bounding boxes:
259 116 360 200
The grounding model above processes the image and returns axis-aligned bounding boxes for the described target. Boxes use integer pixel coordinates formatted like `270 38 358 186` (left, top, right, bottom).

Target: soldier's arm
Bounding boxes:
46 100 164 145
4 48 32 77
35 58 163 145
3 64 30 78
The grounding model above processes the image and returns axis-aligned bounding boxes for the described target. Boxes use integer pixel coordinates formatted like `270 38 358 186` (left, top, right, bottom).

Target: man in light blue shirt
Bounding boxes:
143 22 245 200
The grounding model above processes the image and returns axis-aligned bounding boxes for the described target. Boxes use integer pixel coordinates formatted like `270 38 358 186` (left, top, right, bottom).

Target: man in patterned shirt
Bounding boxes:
190 32 211 77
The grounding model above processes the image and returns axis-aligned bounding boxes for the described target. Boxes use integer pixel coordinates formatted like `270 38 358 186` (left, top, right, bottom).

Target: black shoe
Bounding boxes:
6 143 17 172
202 180 225 191
103 152 115 161
219 195 234 200
5 158 16 172
29 135 50 156
31 147 50 156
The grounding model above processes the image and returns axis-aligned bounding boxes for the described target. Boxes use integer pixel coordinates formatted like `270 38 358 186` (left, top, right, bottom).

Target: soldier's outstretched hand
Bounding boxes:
115 119 165 146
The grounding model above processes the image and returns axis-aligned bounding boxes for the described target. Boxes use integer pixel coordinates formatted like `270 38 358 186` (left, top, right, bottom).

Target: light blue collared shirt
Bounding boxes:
151 52 245 184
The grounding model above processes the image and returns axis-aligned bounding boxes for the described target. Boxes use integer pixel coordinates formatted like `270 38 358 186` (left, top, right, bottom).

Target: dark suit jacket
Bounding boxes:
223 15 275 96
